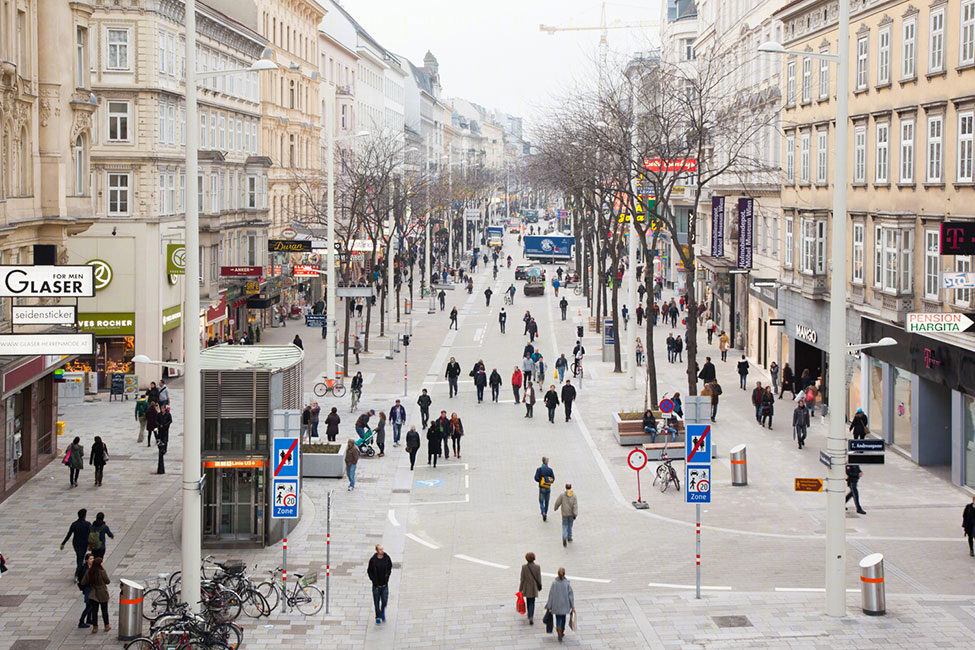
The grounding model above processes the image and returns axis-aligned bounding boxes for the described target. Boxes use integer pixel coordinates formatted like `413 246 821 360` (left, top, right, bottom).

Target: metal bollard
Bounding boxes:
730 444 747 486
859 553 886 616
118 578 145 641
405 299 412 314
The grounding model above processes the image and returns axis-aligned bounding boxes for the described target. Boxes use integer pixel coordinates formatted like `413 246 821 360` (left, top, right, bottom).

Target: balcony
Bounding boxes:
849 284 865 304
798 271 828 298
879 293 913 323
336 85 353 96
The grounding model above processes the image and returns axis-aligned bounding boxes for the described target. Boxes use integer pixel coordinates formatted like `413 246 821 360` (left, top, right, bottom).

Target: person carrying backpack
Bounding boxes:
87 512 114 560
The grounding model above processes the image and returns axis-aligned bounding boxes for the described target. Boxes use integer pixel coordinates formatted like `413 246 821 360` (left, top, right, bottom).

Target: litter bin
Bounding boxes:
859 553 885 616
577 325 584 338
405 299 412 314
118 578 145 640
730 444 747 486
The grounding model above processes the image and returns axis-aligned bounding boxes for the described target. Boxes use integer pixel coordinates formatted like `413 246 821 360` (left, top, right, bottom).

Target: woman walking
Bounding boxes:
426 424 441 468
146 401 158 447
544 568 575 642
88 512 114 560
405 426 421 471
66 436 84 487
80 557 111 632
760 386 775 429
89 436 108 487
524 382 536 418
77 553 94 628
375 412 387 457
325 407 341 442
449 412 464 459
519 552 543 625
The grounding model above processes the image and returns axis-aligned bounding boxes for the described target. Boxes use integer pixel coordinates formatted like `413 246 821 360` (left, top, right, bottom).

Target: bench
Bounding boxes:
613 411 687 446
642 441 686 461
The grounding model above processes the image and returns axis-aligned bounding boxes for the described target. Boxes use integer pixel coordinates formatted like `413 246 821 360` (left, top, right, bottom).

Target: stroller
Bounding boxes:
355 428 376 457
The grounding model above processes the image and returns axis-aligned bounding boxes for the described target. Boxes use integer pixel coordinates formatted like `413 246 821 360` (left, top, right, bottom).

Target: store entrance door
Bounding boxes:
203 465 265 545
794 339 825 394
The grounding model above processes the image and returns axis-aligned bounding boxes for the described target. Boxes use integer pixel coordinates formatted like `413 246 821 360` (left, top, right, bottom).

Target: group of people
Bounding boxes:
60 509 115 632
134 380 173 474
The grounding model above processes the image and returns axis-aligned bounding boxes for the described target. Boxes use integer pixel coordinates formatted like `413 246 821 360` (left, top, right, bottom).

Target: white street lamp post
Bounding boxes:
325 85 337 381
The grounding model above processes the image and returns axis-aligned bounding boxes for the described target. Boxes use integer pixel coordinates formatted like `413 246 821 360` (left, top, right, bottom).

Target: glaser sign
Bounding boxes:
0 266 95 297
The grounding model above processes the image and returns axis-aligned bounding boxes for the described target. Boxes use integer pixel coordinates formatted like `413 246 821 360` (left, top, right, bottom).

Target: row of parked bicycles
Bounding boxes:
124 555 323 650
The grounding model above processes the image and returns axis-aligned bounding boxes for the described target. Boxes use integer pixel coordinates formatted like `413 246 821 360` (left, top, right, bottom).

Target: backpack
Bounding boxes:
539 473 553 489
88 526 103 551
712 383 723 396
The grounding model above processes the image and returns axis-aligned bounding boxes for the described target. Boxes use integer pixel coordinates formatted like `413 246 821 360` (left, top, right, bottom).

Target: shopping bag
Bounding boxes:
569 610 577 631
61 448 71 465
515 592 526 615
543 610 553 633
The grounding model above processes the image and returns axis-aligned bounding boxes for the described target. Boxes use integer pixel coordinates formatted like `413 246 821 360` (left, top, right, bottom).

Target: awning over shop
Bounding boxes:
246 294 281 310
696 255 737 272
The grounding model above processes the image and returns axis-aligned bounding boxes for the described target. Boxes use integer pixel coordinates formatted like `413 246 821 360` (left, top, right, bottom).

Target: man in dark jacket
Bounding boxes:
473 367 487 403
560 381 577 421
499 308 507 333
534 458 555 521
367 544 393 625
737 355 750 389
60 509 91 580
484 287 493 306
433 411 452 458
793 401 810 449
417 389 432 428
544 385 560 423
559 296 569 320
445 357 461 398
963 496 975 557
489 369 503 402
779 362 796 399
751 382 764 422
438 289 446 310
845 465 866 514
292 334 303 349
527 318 539 342
698 357 717 385
156 405 173 474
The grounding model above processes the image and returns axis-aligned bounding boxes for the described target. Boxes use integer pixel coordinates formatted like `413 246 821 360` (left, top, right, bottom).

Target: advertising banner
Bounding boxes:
524 236 574 260
710 196 725 258
736 198 754 270
0 266 94 298
220 266 263 277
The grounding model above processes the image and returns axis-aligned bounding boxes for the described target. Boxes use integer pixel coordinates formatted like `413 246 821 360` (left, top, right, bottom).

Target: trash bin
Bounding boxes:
730 444 747 486
118 578 145 641
577 325 584 338
56 421 65 436
859 553 885 616
404 299 412 314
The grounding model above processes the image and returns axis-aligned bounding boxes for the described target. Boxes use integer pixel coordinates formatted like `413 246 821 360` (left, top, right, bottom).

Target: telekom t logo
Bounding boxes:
942 226 966 251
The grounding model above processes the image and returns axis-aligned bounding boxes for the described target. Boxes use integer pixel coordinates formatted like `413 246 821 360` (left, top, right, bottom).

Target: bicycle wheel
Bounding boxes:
574 285 582 295
671 472 680 491
313 383 327 397
659 467 672 492
168 571 181 590
142 588 172 622
240 587 270 618
205 622 243 650
204 588 241 622
189 641 232 650
255 581 279 613
293 584 324 615
332 384 346 398
124 638 155 650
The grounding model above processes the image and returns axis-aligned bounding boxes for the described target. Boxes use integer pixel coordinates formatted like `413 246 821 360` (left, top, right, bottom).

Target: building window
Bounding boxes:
877 27 890 85
955 256 972 305
900 119 915 183
219 114 226 150
107 28 129 70
903 17 916 78
856 36 868 89
801 57 811 103
248 176 257 208
159 173 167 215
210 172 218 212
927 115 943 182
787 60 795 104
853 126 866 183
198 174 204 212
874 225 883 287
799 133 810 182
901 230 913 294
289 79 295 109
200 111 207 148
819 50 829 99
341 104 347 129
681 38 695 61
882 228 909 293
210 114 216 149
800 219 825 274
853 223 864 283
785 135 795 182
817 131 828 183
875 123 889 183
107 101 129 142
108 173 129 215
963 0 975 66
289 134 295 168
929 7 945 73
74 136 86 195
16 10 28 75
924 229 941 299
180 173 185 212
785 216 794 267
958 112 974 183
76 27 88 88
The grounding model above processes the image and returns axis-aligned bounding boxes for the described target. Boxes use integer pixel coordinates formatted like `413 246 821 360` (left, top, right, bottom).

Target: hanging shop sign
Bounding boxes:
166 244 186 275
281 228 298 240
77 312 136 336
643 158 697 173
0 333 94 356
736 198 753 270
162 305 182 332
0 266 94 298
245 281 260 295
268 239 312 253
940 221 975 256
293 265 321 277
86 259 113 291
710 197 725 258
12 305 77 326
221 266 263 277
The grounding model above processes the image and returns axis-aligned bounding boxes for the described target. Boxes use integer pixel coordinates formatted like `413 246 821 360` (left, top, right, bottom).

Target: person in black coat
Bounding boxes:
155 406 172 475
426 423 442 468
560 381 577 421
417 389 432 428
60 509 91 580
489 369 503 402
698 357 717 385
544 385 560 423
845 464 866 515
405 427 421 471
89 436 108 487
292 334 303 349
779 363 796 399
473 368 487 403
849 409 869 440
367 545 393 625
445 358 461 397
963 496 975 557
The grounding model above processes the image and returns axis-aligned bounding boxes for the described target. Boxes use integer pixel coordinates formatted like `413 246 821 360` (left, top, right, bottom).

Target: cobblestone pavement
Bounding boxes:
1 232 974 650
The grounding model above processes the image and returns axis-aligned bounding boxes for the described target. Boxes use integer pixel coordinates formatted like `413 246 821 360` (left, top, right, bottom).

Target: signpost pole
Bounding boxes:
282 520 289 614
325 490 332 615
696 503 701 599
404 338 408 396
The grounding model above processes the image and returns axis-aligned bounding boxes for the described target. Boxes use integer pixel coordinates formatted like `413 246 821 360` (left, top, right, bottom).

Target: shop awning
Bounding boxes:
246 294 281 310
696 255 737 272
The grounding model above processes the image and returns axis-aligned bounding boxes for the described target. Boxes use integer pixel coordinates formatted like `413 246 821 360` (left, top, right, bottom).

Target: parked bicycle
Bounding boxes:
652 439 681 493
127 601 240 650
255 567 324 615
313 376 346 398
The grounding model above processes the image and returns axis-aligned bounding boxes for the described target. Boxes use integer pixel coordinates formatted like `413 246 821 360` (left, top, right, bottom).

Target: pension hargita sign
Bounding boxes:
907 312 975 333
0 266 94 297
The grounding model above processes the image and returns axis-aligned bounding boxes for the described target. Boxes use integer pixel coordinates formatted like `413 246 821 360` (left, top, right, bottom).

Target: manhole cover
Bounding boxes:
0 595 27 607
10 641 50 650
391 488 410 493
712 615 752 628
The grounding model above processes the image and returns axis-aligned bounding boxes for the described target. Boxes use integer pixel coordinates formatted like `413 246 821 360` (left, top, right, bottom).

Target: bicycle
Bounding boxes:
313 376 347 398
504 292 513 305
256 568 324 615
571 359 584 378
351 388 361 412
652 439 681 493
573 284 583 295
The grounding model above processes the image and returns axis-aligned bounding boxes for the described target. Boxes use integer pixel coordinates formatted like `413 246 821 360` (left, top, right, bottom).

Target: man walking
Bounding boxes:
553 484 578 547
473 366 487 403
367 544 393 625
484 287 493 306
449 307 459 330
737 355 750 390
156 405 172 475
559 296 568 320
345 439 360 491
845 464 866 514
390 400 406 447
793 400 810 449
698 357 716 386
445 357 461 398
544 385 560 423
438 289 446 311
135 395 148 443
534 458 555 521
417 389 432 428
521 354 534 384
489 369 502 402
527 318 539 342
707 381 722 422
499 308 507 333
963 496 975 557
561 381 576 421
60 509 91 580
511 366 523 403
432 411 451 459
555 354 568 384
751 382 764 422
523 310 532 335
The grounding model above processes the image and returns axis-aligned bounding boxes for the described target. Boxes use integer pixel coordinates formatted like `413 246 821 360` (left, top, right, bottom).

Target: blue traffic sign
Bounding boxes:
273 438 299 478
272 478 299 518
685 465 711 503
685 424 711 464
414 478 444 487
659 399 674 414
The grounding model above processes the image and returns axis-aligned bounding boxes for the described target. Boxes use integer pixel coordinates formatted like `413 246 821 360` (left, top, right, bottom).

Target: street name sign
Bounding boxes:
906 312 975 333
769 318 786 326
304 314 327 327
819 450 832 468
848 452 886 465
271 437 300 519
752 278 777 288
848 439 885 452
794 478 824 492
0 266 94 298
11 305 77 325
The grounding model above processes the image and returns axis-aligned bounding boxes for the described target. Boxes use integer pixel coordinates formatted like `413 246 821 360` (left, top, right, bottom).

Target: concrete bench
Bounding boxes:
642 441 686 461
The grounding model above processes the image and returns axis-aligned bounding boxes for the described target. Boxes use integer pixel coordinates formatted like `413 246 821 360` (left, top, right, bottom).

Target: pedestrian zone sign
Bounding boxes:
273 438 299 478
685 465 711 503
685 424 711 464
272 479 298 518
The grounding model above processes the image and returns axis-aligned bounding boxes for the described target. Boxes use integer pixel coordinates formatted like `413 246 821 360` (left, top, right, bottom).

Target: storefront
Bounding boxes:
695 255 736 344
747 280 780 371
202 459 267 546
69 312 136 390
860 318 975 486
204 293 228 345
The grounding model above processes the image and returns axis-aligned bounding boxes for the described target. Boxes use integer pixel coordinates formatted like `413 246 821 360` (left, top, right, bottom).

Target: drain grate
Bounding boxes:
712 615 752 628
391 488 410 493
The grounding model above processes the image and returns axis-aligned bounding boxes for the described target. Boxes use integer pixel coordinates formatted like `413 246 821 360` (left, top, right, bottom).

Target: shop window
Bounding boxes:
964 394 975 487
891 367 913 453
848 362 863 422
5 393 23 484
868 357 884 439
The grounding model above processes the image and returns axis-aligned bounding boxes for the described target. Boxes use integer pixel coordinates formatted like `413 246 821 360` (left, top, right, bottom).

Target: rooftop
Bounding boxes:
201 344 304 371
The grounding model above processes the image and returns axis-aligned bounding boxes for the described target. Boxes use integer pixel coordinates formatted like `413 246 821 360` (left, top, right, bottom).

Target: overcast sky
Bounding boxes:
342 0 662 135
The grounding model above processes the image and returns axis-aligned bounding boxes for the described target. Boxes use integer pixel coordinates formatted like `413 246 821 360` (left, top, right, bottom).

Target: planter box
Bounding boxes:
613 411 653 446
302 447 344 478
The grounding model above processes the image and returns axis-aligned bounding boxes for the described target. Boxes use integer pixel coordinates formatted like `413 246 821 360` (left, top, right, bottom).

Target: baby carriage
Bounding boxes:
355 428 376 457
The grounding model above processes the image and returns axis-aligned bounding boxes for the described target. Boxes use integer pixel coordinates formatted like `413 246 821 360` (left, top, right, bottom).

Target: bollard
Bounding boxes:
404 299 412 314
859 553 886 616
118 578 144 641
729 444 747 486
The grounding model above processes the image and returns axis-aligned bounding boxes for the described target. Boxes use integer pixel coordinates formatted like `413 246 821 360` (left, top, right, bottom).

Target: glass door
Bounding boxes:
203 466 265 543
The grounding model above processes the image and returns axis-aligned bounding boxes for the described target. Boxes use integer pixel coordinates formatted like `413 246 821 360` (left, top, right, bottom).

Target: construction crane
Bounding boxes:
539 1 657 65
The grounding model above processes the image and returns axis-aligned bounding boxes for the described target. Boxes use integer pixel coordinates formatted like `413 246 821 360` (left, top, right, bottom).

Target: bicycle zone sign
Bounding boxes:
272 437 300 519
685 424 712 503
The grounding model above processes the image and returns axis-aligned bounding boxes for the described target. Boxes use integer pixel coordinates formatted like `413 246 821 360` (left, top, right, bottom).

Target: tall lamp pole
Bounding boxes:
325 84 337 380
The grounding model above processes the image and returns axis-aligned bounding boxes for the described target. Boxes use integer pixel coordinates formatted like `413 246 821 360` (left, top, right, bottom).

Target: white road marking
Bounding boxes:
387 509 399 527
405 533 440 550
647 581 732 591
542 572 611 584
774 587 859 593
455 554 509 569
464 474 469 489
394 495 471 507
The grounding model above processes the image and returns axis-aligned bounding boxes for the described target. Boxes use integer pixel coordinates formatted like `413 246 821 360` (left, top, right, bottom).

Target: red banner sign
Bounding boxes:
293 265 320 277
643 158 697 173
220 266 263 277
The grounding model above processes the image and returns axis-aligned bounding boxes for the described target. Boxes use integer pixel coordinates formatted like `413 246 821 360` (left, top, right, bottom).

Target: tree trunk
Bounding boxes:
610 259 622 373
379 282 385 338
684 266 699 396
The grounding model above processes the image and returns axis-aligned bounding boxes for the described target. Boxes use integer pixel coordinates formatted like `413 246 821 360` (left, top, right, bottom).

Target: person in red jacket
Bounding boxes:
511 366 523 403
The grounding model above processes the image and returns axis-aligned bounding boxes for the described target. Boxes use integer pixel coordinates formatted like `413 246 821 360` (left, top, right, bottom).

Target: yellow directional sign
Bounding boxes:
794 478 824 492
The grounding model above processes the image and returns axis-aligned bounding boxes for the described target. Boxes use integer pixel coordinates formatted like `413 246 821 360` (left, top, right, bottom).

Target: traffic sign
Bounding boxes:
752 278 777 288
685 424 711 464
272 479 299 518
273 438 300 478
627 448 648 471
794 478 824 492
658 398 675 414
848 453 886 464
685 465 711 503
848 439 885 452
906 312 975 333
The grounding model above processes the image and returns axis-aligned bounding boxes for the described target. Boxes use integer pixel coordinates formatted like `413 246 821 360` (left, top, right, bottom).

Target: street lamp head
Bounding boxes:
132 354 153 364
876 336 897 347
249 58 277 72
757 41 786 54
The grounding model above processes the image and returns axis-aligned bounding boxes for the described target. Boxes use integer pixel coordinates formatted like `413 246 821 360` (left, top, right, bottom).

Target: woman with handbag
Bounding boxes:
544 567 575 642
65 437 84 487
89 436 108 487
518 552 542 625
80 556 111 632
449 413 464 459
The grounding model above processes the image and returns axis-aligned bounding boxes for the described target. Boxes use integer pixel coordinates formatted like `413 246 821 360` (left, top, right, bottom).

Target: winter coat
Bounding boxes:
302 407 311 425
367 553 393 587
68 443 84 470
544 390 559 408
553 490 578 518
489 370 502 388
761 392 775 416
89 441 108 467
719 335 730 352
405 429 421 451
520 562 543 599
445 362 461 379
450 418 464 438
849 413 869 437
157 410 173 434
426 427 441 455
738 360 750 376
81 565 111 603
325 412 341 437
310 406 320 424
417 394 432 410
793 406 810 428
698 362 716 384
545 577 574 616
561 384 577 404
374 419 385 446
511 370 523 387
146 406 158 431
473 370 487 387
752 387 764 407
963 503 975 535
344 444 360 468
524 386 536 405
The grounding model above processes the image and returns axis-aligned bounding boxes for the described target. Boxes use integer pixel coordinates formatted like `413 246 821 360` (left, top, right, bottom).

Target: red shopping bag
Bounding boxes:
516 591 526 615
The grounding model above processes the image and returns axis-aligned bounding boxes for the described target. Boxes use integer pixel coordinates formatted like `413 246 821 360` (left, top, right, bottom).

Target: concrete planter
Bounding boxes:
302 444 344 478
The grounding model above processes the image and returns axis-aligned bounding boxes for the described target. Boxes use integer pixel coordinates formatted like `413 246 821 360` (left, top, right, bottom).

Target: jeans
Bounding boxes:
707 330 713 344
526 597 536 620
555 614 566 629
442 437 450 458
557 368 565 383
539 488 550 516
73 546 87 580
645 426 657 442
372 584 388 620
524 370 533 383
547 406 556 422
476 385 485 402
561 516 574 541
392 423 402 444
795 425 807 447
513 386 520 402
564 402 573 420
311 422 319 438
755 404 762 421
500 320 506 333
739 374 747 389
449 318 458 330
845 481 863 511
448 377 458 397
561 307 567 320
408 448 418 470
420 407 429 428
355 425 366 439
347 463 357 488
711 402 718 421
491 386 500 402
